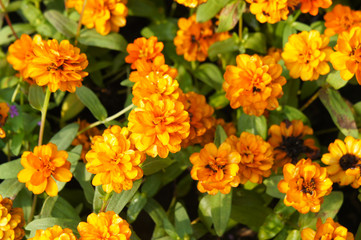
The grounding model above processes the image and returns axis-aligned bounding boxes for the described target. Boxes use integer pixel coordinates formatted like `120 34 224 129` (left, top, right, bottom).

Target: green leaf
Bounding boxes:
78 29 128 51
73 163 94 204
141 156 175 175
258 213 284 240
237 109 267 139
93 186 105 213
209 91 230 109
263 175 285 199
141 20 177 41
13 188 32 221
208 36 239 60
0 23 35 46
76 86 108 121
319 87 358 138
40 196 58 218
61 93 85 122
283 24 297 48
214 125 227 147
127 192 148 223
127 0 161 19
326 70 348 90
26 218 79 238
0 178 24 198
244 32 267 54
107 179 142 214
50 123 79 151
286 230 301 240
174 202 193 239
216 1 244 33
28 85 45 111
291 22 311 31
175 174 193 198
141 173 162 198
51 196 81 221
194 63 224 90
44 10 77 37
10 132 24 156
0 159 22 179
196 0 233 22
208 191 232 236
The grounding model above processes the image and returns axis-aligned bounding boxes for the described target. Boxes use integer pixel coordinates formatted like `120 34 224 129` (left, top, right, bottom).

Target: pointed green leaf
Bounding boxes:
141 156 175 175
196 0 233 22
237 109 267 139
44 10 77 37
175 202 193 238
76 86 108 121
78 29 127 51
194 63 224 90
50 123 79 150
0 178 24 198
207 190 232 236
28 85 45 111
0 159 22 179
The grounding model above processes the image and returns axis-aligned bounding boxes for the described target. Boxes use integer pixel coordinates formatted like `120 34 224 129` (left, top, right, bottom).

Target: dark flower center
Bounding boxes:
339 153 360 171
301 178 316 195
276 135 314 164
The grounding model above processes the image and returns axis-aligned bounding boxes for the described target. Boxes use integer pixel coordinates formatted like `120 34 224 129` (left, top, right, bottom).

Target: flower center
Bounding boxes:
276 135 314 164
339 153 360 171
301 178 316 195
205 157 226 172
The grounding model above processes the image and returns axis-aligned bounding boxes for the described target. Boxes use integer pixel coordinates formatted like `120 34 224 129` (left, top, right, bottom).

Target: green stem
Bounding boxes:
100 192 112 212
0 0 18 39
38 88 51 146
300 88 320 112
77 103 134 135
28 194 37 223
74 0 87 45
238 12 243 40
11 81 21 102
291 10 301 24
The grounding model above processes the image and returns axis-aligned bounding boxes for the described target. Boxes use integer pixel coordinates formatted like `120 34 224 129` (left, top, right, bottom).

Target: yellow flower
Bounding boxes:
223 54 286 116
299 0 332 16
174 0 207 8
245 0 290 24
321 136 361 188
190 142 241 195
29 225 77 240
282 30 333 81
78 211 131 240
301 218 354 240
85 126 145 193
278 158 333 214
128 95 190 158
67 0 128 36
0 195 25 240
17 143 72 196
0 103 9 139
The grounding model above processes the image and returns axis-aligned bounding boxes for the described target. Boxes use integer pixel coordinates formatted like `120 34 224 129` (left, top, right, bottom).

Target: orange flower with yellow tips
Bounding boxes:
330 27 361 84
0 103 9 139
299 0 332 16
278 158 333 214
17 143 72 196
78 211 131 240
125 36 164 69
321 136 361 188
85 125 145 193
67 0 128 36
27 38 88 92
223 54 286 116
174 0 207 8
190 142 241 195
0 195 25 240
282 30 333 81
245 0 290 24
29 225 77 240
301 218 354 240
226 132 274 184
324 4 361 37
128 95 190 158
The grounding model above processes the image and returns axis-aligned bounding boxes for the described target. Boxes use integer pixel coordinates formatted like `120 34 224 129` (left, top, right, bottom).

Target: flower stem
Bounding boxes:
74 0 87 45
0 0 18 39
291 10 301 24
28 194 37 223
300 88 320 112
38 88 51 146
100 192 112 212
77 104 134 135
11 81 21 103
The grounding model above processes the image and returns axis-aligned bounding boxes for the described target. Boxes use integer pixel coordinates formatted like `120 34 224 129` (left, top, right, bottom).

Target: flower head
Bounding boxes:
85 126 145 193
17 143 72 196
128 95 190 158
78 211 131 240
282 30 333 81
190 142 241 195
0 103 9 139
268 120 319 170
174 0 207 8
301 218 354 240
321 136 361 188
223 54 286 116
268 47 282 63
299 0 332 16
27 38 88 92
278 158 333 214
29 225 77 240
67 0 128 35
245 0 290 24
0 195 25 240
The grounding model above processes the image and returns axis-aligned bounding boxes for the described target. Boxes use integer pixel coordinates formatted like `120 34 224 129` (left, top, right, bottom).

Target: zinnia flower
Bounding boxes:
0 195 25 240
282 30 333 81
330 26 361 84
17 143 72 196
27 38 88 92
125 36 164 69
0 103 9 139
301 218 354 240
78 211 131 240
268 47 282 63
226 132 274 184
85 125 145 193
128 95 190 158
278 158 333 214
223 54 286 116
66 0 128 36
29 225 77 240
245 0 290 24
268 120 319 170
321 136 361 188
299 0 332 16
324 4 361 37
190 142 241 195
174 0 207 8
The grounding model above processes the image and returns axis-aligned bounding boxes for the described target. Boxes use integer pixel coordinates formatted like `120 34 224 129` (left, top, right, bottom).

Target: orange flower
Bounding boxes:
85 126 145 193
174 14 216 62
278 158 333 214
0 195 25 240
67 0 128 36
78 211 131 240
324 4 361 37
128 95 190 158
190 142 241 195
268 120 319 170
301 218 354 240
321 136 361 188
245 0 290 24
71 120 101 162
174 0 207 8
299 0 332 16
125 36 164 69
29 225 77 240
226 132 274 184
282 30 333 81
0 103 9 139
330 27 361 84
17 143 72 196
267 47 282 63
27 38 88 92
223 54 286 116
